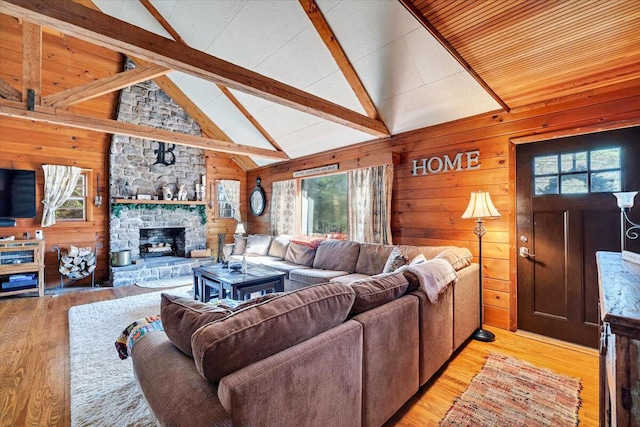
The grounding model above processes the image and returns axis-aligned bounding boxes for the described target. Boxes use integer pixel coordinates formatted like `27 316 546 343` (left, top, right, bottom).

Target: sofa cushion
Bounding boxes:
435 247 473 271
383 247 410 273
284 242 316 267
330 273 371 285
355 243 395 276
268 235 292 258
232 235 247 255
191 283 356 381
245 234 273 256
349 272 409 315
161 293 233 356
289 268 349 286
313 240 360 273
259 259 310 278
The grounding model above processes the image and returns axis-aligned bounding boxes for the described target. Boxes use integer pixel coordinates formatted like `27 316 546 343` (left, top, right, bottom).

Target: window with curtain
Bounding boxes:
55 172 88 221
301 174 347 237
217 180 241 222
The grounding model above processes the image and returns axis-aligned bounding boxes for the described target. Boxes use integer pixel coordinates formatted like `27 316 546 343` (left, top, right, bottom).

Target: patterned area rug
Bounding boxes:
440 353 582 427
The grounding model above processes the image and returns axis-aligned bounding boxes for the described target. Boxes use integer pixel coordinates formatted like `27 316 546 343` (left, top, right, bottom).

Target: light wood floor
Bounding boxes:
0 286 598 427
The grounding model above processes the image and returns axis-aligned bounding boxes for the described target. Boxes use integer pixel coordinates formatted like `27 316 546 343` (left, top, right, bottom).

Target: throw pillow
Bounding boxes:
232 236 247 255
161 293 233 357
349 272 409 315
245 234 273 256
191 283 356 381
267 235 292 258
382 247 410 273
434 247 473 271
284 242 316 267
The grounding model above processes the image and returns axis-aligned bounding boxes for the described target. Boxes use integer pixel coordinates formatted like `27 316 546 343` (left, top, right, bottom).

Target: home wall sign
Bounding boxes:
293 164 339 178
411 150 481 176
153 142 177 166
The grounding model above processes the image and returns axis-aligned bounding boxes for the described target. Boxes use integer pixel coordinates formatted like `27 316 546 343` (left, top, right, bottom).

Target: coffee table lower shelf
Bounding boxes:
192 265 285 302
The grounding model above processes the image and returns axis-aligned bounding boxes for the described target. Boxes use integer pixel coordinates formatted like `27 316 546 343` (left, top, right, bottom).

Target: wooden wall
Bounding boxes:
0 14 246 288
0 14 122 287
248 79 640 330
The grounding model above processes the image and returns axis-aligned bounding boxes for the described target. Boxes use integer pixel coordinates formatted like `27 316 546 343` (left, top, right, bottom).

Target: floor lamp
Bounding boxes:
462 191 501 342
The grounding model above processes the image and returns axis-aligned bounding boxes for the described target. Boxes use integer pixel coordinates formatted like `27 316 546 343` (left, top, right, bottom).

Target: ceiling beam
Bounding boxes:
0 99 288 160
21 20 41 104
398 0 510 113
0 78 22 101
299 0 384 123
41 63 170 107
1 0 390 137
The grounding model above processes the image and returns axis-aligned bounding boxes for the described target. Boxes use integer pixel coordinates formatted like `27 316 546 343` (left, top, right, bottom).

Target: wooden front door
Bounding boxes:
516 127 640 348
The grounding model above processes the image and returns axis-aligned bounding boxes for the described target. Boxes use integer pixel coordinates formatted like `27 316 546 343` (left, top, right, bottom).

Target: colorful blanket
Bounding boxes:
115 315 163 360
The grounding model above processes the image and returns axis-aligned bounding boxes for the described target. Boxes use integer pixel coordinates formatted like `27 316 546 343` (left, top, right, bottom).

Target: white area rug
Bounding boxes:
68 286 192 427
135 275 193 289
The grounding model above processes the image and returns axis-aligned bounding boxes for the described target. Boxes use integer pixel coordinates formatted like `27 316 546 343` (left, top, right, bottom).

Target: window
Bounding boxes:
301 174 348 237
217 183 235 219
55 173 87 221
534 147 621 195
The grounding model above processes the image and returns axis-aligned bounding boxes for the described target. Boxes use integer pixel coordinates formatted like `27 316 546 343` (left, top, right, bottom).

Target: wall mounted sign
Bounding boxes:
411 150 480 176
293 164 339 178
154 142 177 166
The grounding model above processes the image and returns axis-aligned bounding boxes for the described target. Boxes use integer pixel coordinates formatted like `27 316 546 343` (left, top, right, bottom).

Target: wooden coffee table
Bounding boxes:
192 264 285 302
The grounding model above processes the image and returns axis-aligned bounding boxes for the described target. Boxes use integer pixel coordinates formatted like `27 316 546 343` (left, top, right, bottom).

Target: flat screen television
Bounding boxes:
0 168 37 218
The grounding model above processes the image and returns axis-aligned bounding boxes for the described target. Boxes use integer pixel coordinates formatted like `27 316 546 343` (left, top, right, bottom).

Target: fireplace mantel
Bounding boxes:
112 199 207 206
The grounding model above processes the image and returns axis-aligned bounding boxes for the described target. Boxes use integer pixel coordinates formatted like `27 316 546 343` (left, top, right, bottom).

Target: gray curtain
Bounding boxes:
41 164 82 227
347 165 393 244
271 179 296 236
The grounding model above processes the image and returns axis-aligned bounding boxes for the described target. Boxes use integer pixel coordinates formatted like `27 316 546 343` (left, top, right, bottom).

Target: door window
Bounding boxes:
533 147 621 195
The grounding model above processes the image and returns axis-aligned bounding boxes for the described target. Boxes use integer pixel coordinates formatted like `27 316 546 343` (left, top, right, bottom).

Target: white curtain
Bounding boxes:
271 179 296 235
41 165 82 227
347 165 393 244
220 179 241 222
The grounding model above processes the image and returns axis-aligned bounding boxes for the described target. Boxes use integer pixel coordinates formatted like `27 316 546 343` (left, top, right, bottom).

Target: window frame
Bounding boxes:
216 182 235 219
299 171 349 238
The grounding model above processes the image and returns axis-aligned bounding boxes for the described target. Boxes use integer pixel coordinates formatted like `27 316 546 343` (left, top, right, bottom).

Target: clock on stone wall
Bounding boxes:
250 177 266 216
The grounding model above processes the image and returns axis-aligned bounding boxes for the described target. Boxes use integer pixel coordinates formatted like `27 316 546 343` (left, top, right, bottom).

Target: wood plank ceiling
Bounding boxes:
403 0 640 108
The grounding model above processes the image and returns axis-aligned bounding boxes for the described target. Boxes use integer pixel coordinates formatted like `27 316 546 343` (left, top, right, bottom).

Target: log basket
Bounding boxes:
51 242 103 289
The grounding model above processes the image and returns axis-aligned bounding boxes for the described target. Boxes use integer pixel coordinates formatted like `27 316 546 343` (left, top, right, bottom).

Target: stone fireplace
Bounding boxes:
107 58 213 287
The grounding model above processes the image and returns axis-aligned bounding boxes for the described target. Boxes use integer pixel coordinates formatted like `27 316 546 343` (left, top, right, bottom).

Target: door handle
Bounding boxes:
519 247 536 258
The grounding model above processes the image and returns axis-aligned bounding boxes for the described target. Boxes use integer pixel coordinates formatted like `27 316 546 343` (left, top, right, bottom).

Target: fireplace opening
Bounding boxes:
139 227 186 258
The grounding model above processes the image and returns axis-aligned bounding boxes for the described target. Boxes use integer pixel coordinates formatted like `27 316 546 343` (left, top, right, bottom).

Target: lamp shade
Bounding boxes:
462 191 501 219
613 191 637 209
234 222 246 234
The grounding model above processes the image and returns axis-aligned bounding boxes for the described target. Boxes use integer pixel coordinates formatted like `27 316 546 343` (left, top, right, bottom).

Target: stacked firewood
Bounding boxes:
59 245 96 280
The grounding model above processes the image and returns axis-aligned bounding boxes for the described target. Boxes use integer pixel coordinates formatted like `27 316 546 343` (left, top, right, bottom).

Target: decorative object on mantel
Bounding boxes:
462 190 501 342
112 203 207 225
250 177 266 216
162 185 173 201
51 242 103 289
177 184 187 201
94 173 103 207
613 191 640 264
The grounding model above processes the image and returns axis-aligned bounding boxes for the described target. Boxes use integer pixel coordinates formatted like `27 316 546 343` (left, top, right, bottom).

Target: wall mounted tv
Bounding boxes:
0 168 37 219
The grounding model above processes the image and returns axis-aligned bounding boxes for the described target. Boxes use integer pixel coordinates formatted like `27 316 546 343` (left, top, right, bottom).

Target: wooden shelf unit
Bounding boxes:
112 198 206 206
0 239 45 298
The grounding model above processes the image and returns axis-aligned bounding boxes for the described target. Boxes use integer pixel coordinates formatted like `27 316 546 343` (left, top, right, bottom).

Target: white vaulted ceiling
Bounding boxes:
91 0 501 167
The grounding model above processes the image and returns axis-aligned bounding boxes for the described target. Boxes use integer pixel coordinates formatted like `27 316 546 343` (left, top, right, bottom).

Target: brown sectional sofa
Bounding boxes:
132 238 479 427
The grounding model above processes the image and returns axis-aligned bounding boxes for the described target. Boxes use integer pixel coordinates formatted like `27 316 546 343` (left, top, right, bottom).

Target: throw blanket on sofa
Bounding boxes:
399 259 458 303
115 315 163 360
